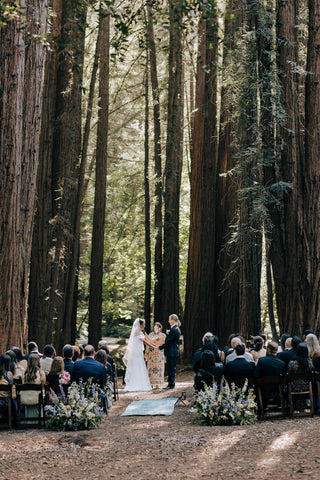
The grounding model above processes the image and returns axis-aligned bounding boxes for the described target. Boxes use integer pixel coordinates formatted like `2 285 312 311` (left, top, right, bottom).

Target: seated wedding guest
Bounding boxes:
12 347 27 371
72 345 82 362
306 334 320 360
94 349 113 410
194 350 224 392
277 337 295 366
193 332 219 373
0 355 14 423
212 335 222 361
24 341 42 360
5 350 17 377
40 345 56 374
254 341 286 404
46 356 70 386
72 345 106 387
224 344 255 387
62 344 74 376
225 338 254 364
251 336 266 363
98 340 114 367
277 333 291 353
287 343 314 411
221 333 245 363
95 349 113 379
21 354 46 419
302 329 314 343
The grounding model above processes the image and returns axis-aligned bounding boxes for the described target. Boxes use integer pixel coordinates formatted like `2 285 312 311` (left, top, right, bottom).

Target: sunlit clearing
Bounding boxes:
257 431 300 469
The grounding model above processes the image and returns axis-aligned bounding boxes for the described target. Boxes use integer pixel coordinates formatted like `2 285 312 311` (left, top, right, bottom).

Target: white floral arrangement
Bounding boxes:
45 380 103 431
192 378 257 426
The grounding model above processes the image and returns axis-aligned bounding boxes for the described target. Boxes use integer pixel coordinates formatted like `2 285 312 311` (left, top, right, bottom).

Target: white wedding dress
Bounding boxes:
123 319 152 392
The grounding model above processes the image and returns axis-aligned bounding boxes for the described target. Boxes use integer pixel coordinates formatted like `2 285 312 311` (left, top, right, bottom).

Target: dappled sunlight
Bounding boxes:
198 429 248 461
256 430 300 469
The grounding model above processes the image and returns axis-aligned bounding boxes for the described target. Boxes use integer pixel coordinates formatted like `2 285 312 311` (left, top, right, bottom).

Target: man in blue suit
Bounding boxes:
72 344 106 387
159 314 181 389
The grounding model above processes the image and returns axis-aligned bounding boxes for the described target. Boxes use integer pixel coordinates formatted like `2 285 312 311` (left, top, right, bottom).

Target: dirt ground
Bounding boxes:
0 370 320 480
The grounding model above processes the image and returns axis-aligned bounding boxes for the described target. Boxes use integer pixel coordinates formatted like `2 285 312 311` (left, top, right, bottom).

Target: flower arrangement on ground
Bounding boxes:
45 380 103 431
192 378 257 426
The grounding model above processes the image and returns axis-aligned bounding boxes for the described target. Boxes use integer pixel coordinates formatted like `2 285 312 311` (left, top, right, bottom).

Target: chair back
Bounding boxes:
0 384 13 429
15 384 45 428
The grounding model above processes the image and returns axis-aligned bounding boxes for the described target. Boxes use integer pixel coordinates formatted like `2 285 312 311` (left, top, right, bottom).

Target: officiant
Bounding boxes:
159 314 181 390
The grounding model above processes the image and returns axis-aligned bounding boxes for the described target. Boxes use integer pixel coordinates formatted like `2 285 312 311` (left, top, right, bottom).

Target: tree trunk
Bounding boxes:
147 3 163 326
28 0 86 352
162 0 184 328
214 0 240 345
28 0 62 349
301 0 320 333
88 11 110 348
265 0 301 335
184 1 219 361
237 3 262 339
0 0 47 352
144 52 151 331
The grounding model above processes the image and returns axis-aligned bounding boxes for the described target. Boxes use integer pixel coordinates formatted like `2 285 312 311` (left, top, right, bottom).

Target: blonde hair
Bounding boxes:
231 337 242 349
169 314 181 327
306 334 320 358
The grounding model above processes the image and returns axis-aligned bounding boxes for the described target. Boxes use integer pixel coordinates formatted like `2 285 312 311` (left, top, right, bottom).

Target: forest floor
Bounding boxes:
0 369 320 480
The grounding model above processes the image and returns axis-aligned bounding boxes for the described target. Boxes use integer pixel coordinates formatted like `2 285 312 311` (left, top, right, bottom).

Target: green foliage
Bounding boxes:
0 0 19 26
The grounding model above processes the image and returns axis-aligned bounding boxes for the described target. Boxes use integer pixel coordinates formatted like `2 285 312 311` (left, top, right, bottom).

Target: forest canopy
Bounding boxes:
0 0 319 360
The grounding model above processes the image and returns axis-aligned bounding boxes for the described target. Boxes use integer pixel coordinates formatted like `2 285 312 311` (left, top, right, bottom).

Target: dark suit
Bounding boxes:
72 357 106 387
277 349 295 366
193 342 220 372
159 325 180 388
224 357 255 387
254 354 286 399
63 358 74 376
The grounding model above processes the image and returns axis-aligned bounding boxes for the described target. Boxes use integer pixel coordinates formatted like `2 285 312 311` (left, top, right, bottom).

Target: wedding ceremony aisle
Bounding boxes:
0 370 319 480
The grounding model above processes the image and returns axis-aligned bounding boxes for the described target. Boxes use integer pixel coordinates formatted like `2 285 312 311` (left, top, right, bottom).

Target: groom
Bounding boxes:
159 314 181 389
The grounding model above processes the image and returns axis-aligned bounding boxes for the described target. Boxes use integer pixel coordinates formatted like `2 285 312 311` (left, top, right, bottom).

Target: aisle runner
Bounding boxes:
121 398 178 416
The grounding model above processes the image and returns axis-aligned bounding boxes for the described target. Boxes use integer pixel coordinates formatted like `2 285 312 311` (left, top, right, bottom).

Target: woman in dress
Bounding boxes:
287 343 314 411
46 356 70 387
251 336 266 363
145 322 166 388
123 318 157 392
21 353 46 419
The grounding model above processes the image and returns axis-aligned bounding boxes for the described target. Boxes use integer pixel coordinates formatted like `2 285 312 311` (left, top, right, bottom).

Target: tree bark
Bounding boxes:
0 0 47 352
301 0 320 333
147 3 163 326
162 0 184 328
144 51 151 331
184 1 219 361
28 0 86 352
214 0 240 345
88 11 110 348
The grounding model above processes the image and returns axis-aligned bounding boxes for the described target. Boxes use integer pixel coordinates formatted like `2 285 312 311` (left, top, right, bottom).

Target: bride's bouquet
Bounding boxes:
192 378 257 426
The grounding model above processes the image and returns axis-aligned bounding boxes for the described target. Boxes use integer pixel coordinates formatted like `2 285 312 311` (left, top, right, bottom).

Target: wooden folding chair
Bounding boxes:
0 384 13 429
112 364 119 401
16 384 46 428
286 372 314 417
255 375 285 420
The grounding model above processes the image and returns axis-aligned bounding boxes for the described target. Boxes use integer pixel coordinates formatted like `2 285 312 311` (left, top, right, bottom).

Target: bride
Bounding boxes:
123 318 157 392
